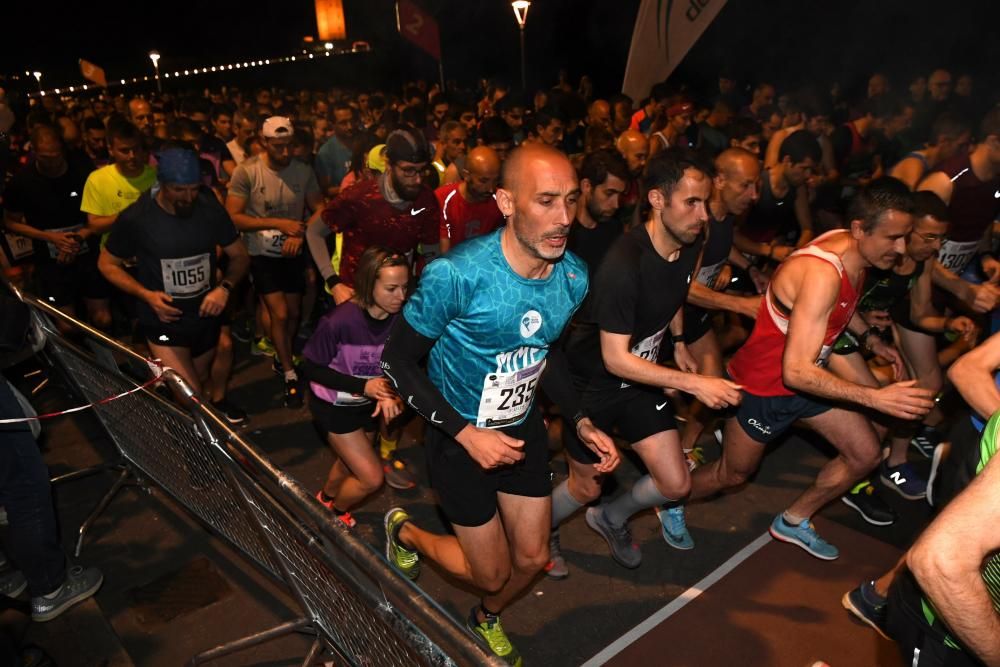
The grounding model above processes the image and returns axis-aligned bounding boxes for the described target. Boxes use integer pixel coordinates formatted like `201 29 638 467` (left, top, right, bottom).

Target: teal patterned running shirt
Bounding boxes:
402 228 588 428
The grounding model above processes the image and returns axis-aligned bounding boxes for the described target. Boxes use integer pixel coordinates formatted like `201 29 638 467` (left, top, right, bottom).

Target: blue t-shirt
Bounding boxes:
402 229 588 428
314 136 352 187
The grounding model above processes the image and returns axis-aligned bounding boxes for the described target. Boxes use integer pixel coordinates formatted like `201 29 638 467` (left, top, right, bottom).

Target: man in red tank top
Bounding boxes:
689 179 936 560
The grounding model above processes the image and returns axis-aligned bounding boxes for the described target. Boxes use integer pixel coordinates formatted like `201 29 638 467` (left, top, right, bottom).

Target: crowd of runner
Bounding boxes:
0 67 998 666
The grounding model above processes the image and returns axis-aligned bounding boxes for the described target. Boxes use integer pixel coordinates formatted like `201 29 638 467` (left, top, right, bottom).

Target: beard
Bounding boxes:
391 172 422 201
173 201 196 218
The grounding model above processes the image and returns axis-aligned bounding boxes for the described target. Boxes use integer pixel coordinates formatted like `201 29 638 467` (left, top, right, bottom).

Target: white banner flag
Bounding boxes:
622 0 728 101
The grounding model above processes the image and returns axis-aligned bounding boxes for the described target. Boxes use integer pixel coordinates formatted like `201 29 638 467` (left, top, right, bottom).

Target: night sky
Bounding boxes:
5 0 1000 101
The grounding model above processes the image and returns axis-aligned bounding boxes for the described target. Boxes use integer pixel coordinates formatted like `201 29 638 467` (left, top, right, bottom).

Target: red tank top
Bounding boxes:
728 230 861 396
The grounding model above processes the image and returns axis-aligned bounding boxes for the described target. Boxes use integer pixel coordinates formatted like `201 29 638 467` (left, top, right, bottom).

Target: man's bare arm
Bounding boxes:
948 331 1000 419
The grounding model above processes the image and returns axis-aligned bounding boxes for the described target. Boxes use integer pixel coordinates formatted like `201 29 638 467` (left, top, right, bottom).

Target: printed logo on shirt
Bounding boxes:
410 207 427 216
519 310 543 338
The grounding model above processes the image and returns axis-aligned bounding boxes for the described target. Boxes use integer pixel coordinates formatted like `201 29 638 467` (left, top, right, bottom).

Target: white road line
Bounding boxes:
581 531 773 667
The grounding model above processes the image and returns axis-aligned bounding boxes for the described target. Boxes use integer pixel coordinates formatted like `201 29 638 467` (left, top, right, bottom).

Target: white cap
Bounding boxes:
261 116 293 139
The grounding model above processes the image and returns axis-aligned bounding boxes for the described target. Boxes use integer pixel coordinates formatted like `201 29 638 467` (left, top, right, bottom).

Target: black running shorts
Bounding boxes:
565 385 678 464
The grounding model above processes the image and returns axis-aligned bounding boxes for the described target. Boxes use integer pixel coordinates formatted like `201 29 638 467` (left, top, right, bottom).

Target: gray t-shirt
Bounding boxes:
229 156 320 257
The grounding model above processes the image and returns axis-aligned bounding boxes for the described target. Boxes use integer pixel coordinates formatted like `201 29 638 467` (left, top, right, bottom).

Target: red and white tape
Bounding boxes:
0 362 165 425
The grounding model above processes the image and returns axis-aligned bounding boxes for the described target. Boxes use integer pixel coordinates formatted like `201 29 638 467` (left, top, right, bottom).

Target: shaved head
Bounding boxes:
467 145 501 175
588 99 612 129
713 147 761 217
501 143 574 197
616 129 650 177
715 147 759 179
464 146 501 201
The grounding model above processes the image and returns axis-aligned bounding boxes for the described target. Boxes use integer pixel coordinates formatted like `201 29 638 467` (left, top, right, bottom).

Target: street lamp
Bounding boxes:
32 71 42 93
148 51 161 94
511 1 531 91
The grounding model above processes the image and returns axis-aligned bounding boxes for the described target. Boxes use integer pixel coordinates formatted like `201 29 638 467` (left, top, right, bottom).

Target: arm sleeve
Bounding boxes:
380 316 468 438
301 359 367 395
306 214 335 281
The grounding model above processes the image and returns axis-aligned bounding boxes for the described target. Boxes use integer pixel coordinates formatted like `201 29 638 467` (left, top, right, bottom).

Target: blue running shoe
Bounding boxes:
842 579 889 639
656 505 694 550
769 514 839 560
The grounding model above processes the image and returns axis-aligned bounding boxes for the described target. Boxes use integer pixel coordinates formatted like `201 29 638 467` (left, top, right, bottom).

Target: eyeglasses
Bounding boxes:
912 231 947 243
394 164 425 178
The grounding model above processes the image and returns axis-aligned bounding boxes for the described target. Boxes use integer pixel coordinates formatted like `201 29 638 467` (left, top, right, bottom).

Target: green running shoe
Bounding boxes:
384 507 419 580
467 606 523 666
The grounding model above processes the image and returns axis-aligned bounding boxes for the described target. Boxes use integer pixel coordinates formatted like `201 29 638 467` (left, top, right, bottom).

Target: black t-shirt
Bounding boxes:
566 223 703 396
105 189 239 324
3 156 95 263
567 217 624 277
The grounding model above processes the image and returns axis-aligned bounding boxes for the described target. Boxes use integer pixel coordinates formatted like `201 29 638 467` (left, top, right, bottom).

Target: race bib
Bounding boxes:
4 232 33 261
161 254 211 298
631 327 667 362
46 225 89 259
476 359 545 429
938 239 979 274
249 229 286 257
696 260 726 288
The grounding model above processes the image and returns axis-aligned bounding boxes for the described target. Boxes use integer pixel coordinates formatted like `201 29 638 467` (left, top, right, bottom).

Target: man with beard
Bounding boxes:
436 146 503 253
315 102 356 197
380 144 616 664
99 147 248 393
307 127 440 306
227 117 322 408
551 149 742 574
566 149 629 275
4 126 110 331
82 120 157 237
689 179 936 560
614 129 650 229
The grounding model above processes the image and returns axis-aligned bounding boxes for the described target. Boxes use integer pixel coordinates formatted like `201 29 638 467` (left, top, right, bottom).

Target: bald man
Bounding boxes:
128 98 154 138
382 144 617 664
435 146 503 253
588 99 612 131
615 129 650 228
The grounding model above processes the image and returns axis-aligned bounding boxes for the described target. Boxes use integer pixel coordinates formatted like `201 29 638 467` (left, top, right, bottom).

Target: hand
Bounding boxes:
576 418 619 474
748 265 769 294
867 336 905 381
199 286 228 317
769 245 794 262
869 380 936 420
673 342 698 373
861 309 893 329
982 256 1000 284
56 250 75 265
740 294 763 319
48 230 81 255
281 235 303 257
455 424 525 469
146 291 183 323
712 264 733 291
331 282 355 305
371 396 404 421
945 316 977 341
363 377 397 401
277 219 306 237
686 376 743 410
968 283 1000 313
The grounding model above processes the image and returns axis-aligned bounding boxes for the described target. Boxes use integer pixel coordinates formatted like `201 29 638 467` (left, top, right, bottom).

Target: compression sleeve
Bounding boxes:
540 345 584 423
306 215 335 281
380 316 468 438
301 359 367 395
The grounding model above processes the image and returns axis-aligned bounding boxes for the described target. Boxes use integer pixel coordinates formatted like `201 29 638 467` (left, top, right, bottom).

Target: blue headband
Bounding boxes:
157 148 201 185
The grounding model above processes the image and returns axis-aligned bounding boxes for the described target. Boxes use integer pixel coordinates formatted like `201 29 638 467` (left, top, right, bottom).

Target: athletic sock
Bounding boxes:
551 481 584 529
782 510 806 527
603 475 672 527
379 434 399 460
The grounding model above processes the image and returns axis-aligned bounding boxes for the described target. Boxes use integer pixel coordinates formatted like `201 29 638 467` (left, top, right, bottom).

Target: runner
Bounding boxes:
380 144 617 665
302 247 409 527
436 146 503 253
226 116 322 408
98 147 249 395
81 120 157 237
689 178 936 559
889 113 970 190
553 148 742 572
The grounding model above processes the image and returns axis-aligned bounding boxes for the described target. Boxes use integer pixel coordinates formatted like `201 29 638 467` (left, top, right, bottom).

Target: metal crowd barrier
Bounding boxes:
13 287 502 667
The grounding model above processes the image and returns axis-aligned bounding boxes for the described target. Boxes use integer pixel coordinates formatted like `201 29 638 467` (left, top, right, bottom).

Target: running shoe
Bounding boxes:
313 491 357 528
544 528 569 580
252 336 275 357
0 570 27 598
212 398 248 425
880 461 927 500
284 377 303 409
769 514 839 560
656 505 694 550
467 606 523 667
31 565 104 622
841 579 889 639
230 320 252 343
384 507 419 580
585 506 641 568
841 481 896 526
926 442 951 508
910 425 943 459
381 453 418 490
